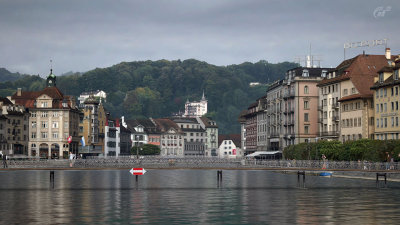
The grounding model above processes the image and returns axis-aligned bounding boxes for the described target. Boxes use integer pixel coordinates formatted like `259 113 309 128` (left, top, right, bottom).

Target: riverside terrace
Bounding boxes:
1 157 400 172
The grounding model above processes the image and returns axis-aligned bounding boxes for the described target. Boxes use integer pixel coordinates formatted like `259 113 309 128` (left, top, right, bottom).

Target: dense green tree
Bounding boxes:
0 59 297 134
131 144 160 155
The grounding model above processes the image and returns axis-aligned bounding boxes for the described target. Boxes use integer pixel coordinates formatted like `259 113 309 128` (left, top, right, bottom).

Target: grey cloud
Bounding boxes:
0 0 399 77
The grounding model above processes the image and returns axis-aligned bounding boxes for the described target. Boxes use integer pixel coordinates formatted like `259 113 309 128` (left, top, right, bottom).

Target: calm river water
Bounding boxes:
0 169 399 224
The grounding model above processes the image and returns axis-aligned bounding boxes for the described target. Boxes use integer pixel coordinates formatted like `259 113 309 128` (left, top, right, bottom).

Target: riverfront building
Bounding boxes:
172 117 206 156
218 134 242 158
0 97 29 156
318 50 394 142
11 70 80 158
104 118 120 156
78 95 106 155
153 118 184 157
371 54 400 140
197 117 219 156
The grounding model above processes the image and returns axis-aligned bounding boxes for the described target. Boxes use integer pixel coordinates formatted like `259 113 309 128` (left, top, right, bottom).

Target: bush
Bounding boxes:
283 139 400 162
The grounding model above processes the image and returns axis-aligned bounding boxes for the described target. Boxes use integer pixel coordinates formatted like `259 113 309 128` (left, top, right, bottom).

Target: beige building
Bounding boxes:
318 50 393 142
371 57 400 140
11 70 80 158
283 67 327 146
79 96 106 155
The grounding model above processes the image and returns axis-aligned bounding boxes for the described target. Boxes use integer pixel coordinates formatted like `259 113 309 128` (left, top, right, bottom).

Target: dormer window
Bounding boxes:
321 70 327 78
41 102 48 108
379 72 384 83
395 70 399 80
302 69 309 77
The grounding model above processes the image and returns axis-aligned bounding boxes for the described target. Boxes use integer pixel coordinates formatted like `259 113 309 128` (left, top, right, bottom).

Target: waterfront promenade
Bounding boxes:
2 157 399 172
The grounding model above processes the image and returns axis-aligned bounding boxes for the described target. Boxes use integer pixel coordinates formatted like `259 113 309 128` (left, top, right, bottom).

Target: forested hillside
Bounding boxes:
0 59 297 134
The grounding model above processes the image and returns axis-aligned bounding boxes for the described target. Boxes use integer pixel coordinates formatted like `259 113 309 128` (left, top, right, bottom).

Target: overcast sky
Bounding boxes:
0 0 398 77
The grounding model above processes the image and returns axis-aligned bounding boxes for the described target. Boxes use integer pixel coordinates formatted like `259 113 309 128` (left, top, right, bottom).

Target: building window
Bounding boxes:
395 70 399 80
302 69 309 77
31 132 36 139
304 125 309 134
41 132 48 138
343 89 348 96
379 73 384 83
31 112 36 117
304 86 309 94
32 121 37 128
351 87 356 94
41 121 48 128
304 113 309 122
304 100 309 109
53 132 58 138
52 122 58 128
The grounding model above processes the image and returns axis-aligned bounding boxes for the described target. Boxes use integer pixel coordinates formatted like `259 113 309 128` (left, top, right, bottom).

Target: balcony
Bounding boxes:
318 106 323 111
283 91 295 99
320 131 339 137
333 102 339 109
332 116 340 122
318 118 323 123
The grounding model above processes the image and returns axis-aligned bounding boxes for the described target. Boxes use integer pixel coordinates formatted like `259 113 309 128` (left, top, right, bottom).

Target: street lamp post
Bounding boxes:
136 135 139 159
308 138 311 160
315 137 319 160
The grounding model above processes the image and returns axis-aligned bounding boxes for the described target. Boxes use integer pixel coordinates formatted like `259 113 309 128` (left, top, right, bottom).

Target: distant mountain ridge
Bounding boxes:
0 59 298 133
0 68 27 82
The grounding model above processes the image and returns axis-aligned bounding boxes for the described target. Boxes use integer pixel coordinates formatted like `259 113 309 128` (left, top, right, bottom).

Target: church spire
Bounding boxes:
201 90 206 101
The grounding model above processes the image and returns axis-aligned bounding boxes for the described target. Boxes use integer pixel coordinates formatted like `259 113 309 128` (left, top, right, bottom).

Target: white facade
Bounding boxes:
218 139 242 158
104 120 120 156
78 90 107 106
160 128 184 157
184 92 208 117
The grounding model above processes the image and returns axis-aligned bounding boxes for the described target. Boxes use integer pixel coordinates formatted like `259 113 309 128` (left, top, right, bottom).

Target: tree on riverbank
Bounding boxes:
131 144 161 156
283 139 400 162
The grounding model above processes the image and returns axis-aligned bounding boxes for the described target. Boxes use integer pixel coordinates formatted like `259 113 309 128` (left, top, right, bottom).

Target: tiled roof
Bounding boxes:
11 87 76 109
153 118 181 133
218 134 241 148
199 117 218 128
0 97 14 105
318 54 392 97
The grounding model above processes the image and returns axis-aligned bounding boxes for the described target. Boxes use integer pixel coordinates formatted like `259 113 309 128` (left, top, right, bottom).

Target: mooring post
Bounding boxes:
376 173 387 188
297 171 305 188
50 171 55 189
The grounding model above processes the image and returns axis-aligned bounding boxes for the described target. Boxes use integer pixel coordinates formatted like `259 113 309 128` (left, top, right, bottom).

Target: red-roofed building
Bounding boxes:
10 70 80 158
317 49 394 142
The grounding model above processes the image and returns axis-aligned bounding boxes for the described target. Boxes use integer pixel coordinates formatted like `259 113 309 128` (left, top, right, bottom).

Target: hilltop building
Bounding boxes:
78 90 106 107
184 91 208 117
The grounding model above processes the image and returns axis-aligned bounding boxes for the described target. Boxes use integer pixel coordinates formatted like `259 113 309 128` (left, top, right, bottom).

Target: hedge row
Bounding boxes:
283 139 400 162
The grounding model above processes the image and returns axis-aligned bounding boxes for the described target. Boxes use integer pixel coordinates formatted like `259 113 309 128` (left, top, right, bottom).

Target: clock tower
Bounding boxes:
46 69 56 87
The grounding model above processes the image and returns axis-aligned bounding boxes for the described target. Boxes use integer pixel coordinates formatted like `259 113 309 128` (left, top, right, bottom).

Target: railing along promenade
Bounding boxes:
3 157 400 172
